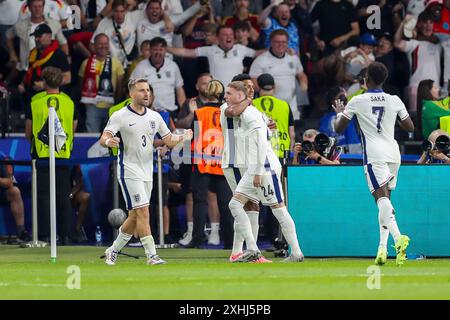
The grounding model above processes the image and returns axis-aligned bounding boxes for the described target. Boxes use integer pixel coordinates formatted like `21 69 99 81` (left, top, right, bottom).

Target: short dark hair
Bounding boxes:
216 25 233 36
146 0 162 9
232 73 251 82
27 0 45 6
233 21 251 32
41 66 63 88
140 39 152 48
418 10 435 23
367 62 388 86
149 37 167 47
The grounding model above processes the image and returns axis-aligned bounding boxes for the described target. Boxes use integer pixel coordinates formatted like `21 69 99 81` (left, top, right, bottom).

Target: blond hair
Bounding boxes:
205 80 224 101
128 78 148 92
227 81 249 98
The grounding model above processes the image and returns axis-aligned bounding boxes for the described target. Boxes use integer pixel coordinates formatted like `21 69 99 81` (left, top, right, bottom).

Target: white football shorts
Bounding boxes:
235 169 284 206
223 167 247 192
364 162 400 193
118 178 153 210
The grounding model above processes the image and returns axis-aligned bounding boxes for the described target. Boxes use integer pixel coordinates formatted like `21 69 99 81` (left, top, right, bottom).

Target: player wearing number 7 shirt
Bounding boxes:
224 81 304 263
334 62 415 266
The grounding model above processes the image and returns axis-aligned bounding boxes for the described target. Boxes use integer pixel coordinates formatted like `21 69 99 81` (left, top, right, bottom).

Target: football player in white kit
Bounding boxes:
221 74 270 263
334 62 415 265
100 78 193 265
224 81 304 262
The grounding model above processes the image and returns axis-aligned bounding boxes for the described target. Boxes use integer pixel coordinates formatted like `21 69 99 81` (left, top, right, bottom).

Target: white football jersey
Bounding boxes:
240 106 281 175
343 90 410 164
104 105 171 181
220 102 246 169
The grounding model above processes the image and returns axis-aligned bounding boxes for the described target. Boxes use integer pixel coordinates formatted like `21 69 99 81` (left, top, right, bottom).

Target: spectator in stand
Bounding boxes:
125 39 151 83
292 129 342 165
416 79 441 140
0 0 23 52
181 0 223 23
21 24 71 107
311 0 360 56
131 37 186 115
258 1 299 53
91 0 141 68
222 0 260 43
79 33 125 132
421 82 450 139
341 32 377 76
6 0 69 82
250 29 308 120
19 0 73 30
179 1 216 96
168 25 260 86
394 12 442 112
177 73 213 129
221 0 263 18
136 0 175 49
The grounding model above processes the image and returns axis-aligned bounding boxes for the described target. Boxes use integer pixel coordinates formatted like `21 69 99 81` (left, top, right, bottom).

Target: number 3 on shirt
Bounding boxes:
372 106 385 133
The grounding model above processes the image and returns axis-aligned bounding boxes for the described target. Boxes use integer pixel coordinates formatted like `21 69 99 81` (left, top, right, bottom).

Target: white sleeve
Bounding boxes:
240 45 256 58
295 56 304 74
130 62 145 80
249 56 264 78
395 96 409 120
103 112 121 136
157 114 171 138
174 63 184 88
195 46 211 58
249 127 268 175
59 2 72 20
403 39 420 53
343 100 357 120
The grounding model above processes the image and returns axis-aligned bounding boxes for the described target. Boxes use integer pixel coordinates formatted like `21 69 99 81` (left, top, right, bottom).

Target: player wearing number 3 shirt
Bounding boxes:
334 62 415 266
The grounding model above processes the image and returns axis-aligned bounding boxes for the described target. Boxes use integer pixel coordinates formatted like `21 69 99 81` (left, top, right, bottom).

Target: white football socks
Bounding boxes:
378 211 390 250
271 206 303 257
228 199 258 251
231 211 259 255
141 235 157 257
377 197 401 243
111 227 132 252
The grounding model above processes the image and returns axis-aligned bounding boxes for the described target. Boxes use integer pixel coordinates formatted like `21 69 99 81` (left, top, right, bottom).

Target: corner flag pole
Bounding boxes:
48 106 57 263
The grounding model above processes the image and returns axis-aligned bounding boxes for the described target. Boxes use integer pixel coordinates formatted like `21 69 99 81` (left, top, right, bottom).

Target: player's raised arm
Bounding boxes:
332 98 351 133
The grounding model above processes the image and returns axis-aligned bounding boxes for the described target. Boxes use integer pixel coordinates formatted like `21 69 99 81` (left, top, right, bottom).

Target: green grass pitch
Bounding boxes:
0 246 449 299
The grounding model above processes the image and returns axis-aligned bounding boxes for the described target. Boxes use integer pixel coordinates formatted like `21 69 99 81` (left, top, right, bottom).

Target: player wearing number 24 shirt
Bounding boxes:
334 62 415 266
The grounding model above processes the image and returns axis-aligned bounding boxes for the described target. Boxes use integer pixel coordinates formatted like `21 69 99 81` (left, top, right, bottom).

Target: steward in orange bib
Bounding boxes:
188 80 234 249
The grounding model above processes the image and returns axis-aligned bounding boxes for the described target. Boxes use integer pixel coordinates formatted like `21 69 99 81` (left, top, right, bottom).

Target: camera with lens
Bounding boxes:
422 135 450 155
301 133 337 159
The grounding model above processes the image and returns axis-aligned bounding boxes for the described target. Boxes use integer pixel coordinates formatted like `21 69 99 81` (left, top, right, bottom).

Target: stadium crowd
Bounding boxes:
0 0 449 247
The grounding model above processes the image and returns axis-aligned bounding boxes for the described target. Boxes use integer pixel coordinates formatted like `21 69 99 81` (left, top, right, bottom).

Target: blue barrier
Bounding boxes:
287 165 450 257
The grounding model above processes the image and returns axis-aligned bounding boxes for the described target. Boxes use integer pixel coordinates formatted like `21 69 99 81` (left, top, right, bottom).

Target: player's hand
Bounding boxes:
105 137 120 148
267 119 277 130
183 129 193 141
332 99 346 114
253 175 262 187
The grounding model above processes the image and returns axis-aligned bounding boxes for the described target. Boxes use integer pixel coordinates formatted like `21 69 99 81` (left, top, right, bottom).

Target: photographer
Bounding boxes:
292 129 341 165
417 129 450 164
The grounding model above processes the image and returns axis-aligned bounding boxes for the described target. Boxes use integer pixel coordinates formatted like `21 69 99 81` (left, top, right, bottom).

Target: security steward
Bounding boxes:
25 66 77 245
252 73 295 160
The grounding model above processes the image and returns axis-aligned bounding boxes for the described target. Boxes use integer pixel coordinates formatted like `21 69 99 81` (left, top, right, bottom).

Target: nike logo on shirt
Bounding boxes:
129 123 136 127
